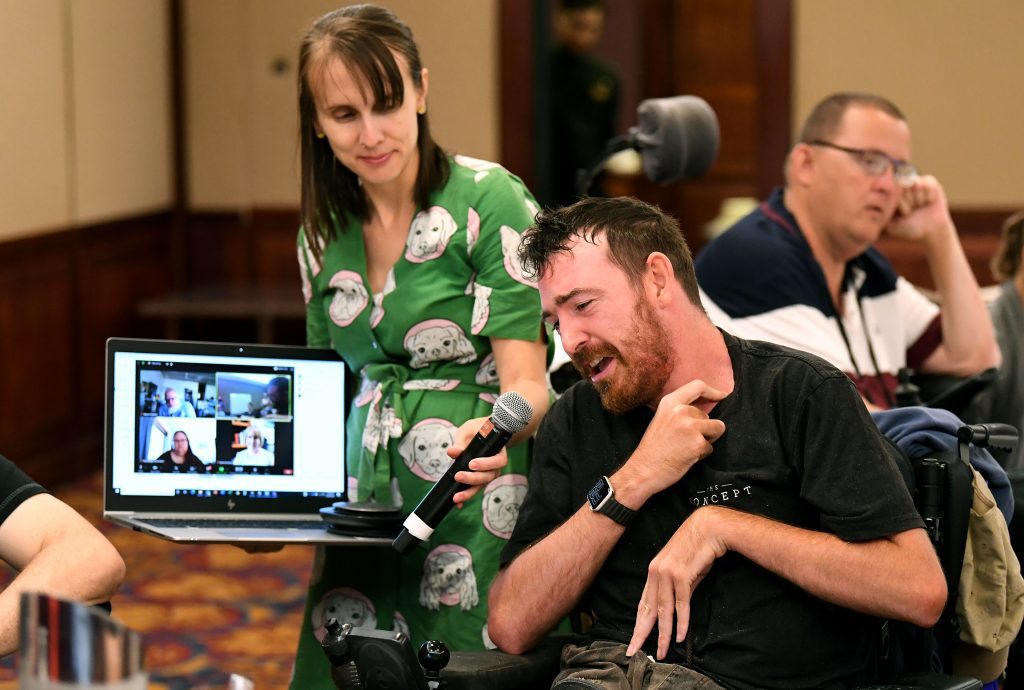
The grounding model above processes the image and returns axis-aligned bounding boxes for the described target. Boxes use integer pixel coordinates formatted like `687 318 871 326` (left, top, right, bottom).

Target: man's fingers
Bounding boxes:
626 585 656 657
675 598 690 644
701 418 727 444
656 579 676 659
668 379 729 407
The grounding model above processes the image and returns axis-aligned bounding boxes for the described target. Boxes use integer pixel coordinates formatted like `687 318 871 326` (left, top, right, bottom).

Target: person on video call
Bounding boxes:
155 430 207 472
487 197 946 690
157 387 197 418
233 425 274 467
291 5 549 686
695 92 999 410
256 376 290 418
0 454 125 656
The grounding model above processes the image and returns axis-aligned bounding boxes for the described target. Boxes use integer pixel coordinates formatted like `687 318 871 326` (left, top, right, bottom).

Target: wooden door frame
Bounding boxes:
498 0 791 198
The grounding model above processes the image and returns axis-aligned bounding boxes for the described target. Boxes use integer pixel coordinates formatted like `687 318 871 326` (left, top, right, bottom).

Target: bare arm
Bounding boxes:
488 504 625 654
628 506 946 659
451 336 550 506
488 380 728 654
886 175 1000 375
0 494 126 656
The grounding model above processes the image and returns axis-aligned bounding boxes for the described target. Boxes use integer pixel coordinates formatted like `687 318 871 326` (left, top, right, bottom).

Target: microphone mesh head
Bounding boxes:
491 392 533 435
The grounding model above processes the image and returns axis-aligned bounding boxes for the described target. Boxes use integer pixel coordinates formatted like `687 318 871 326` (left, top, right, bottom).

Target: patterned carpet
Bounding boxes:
0 471 316 689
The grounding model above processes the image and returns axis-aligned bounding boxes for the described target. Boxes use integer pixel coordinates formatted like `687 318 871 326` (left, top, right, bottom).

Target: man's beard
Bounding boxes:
571 295 674 414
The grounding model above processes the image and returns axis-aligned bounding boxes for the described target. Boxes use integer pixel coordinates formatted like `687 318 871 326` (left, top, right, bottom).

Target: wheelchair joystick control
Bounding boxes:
320 619 361 688
419 640 450 688
895 367 922 407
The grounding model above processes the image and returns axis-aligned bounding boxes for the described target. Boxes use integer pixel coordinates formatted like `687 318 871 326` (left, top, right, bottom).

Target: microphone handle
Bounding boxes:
412 426 512 528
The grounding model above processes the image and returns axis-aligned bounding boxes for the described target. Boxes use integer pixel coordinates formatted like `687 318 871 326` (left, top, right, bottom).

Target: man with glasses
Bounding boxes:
695 92 999 409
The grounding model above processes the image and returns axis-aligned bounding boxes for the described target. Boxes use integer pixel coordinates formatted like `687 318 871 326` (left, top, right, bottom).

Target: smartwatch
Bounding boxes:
587 475 637 527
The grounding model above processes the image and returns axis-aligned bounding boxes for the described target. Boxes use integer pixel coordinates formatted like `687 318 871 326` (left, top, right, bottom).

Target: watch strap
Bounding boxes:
600 495 637 527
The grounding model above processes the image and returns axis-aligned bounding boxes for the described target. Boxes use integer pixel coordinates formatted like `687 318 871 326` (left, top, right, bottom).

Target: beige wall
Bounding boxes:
0 0 71 240
185 0 499 210
71 0 173 224
0 0 497 239
4 1 1020 241
0 0 172 241
794 0 1024 208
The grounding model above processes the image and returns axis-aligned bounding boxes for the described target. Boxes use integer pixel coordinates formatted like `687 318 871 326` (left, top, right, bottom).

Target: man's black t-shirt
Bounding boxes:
0 454 47 524
501 332 923 690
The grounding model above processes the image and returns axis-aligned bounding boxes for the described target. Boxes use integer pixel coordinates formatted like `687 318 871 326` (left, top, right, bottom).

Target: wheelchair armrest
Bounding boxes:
957 423 1019 455
915 368 998 416
440 633 582 690
856 671 982 689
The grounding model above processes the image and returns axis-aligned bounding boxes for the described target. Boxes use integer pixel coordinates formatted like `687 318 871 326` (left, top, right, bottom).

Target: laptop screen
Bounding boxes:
104 338 348 514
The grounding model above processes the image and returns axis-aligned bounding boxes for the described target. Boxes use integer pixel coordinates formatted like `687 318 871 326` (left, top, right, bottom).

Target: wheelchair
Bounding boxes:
323 422 1018 690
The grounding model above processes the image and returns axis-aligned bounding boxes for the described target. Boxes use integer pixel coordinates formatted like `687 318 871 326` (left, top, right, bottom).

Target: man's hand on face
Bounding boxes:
626 505 730 660
883 174 955 244
621 379 727 500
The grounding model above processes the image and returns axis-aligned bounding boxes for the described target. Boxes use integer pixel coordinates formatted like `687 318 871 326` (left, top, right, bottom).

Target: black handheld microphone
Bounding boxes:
392 391 533 554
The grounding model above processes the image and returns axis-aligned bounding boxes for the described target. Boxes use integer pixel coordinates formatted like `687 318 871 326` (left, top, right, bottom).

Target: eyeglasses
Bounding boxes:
808 140 919 188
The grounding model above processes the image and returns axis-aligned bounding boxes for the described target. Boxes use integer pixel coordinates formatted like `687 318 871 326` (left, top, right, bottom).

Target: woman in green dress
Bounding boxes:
290 5 550 687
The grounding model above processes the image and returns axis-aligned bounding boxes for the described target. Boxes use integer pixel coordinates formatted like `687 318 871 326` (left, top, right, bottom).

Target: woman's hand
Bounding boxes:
449 415 508 506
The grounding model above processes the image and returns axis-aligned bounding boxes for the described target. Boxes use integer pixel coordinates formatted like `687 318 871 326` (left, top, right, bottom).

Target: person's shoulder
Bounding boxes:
698 211 826 318
444 155 538 218
991 281 1023 321
698 202 801 268
448 155 529 193
727 331 848 385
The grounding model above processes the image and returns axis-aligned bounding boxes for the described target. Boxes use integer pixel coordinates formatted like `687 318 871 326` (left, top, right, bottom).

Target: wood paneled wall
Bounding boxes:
501 0 791 256
0 209 304 486
0 215 172 487
498 0 1009 283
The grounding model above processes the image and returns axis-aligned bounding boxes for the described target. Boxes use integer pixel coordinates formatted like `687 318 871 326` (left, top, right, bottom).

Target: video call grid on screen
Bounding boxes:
110 347 347 500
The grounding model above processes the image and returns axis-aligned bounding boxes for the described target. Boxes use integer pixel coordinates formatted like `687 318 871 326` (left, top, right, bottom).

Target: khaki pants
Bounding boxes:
552 640 726 690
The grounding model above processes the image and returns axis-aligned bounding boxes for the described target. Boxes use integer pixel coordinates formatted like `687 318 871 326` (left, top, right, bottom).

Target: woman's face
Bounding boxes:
172 432 189 454
312 52 427 194
247 432 263 452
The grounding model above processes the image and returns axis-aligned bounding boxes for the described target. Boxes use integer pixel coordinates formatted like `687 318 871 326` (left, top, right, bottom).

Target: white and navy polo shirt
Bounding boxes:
695 187 941 408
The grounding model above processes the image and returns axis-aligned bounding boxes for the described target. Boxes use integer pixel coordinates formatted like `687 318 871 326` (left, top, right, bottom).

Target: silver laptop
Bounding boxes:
103 337 389 546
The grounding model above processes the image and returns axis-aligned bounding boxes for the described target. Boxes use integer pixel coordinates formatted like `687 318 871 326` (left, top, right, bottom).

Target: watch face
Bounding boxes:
587 477 609 509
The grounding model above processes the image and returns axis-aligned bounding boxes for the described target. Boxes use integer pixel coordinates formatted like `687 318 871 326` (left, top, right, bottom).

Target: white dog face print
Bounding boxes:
482 474 529 538
419 544 479 612
398 418 457 481
499 225 534 287
466 207 480 254
475 353 499 386
454 154 501 184
392 610 411 637
481 623 497 650
368 268 396 328
406 206 457 263
311 587 377 642
404 319 476 369
471 284 493 335
327 270 369 327
298 245 314 305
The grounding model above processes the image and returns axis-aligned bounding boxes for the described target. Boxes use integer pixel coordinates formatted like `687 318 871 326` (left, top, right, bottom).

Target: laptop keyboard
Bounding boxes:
139 518 327 530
